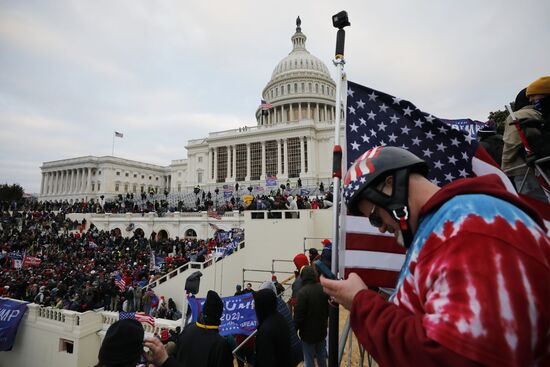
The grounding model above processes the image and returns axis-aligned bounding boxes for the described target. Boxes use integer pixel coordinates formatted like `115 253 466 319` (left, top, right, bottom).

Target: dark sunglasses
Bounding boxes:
368 205 384 228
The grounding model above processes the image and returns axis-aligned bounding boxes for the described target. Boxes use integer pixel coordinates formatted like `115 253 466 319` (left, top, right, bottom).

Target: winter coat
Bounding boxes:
254 289 292 367
293 266 329 343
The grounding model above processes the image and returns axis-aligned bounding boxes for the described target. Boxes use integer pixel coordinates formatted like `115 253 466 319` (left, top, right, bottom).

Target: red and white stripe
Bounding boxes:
135 312 155 327
340 215 406 288
344 146 381 185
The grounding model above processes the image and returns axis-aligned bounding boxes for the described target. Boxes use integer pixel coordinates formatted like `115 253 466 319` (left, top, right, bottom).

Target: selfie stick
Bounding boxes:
329 10 350 367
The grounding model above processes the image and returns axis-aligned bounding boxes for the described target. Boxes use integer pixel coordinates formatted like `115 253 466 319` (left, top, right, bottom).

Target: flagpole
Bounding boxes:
329 11 350 367
112 131 115 156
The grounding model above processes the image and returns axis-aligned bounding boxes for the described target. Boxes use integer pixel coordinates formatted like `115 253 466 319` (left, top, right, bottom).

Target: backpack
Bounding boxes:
519 118 550 159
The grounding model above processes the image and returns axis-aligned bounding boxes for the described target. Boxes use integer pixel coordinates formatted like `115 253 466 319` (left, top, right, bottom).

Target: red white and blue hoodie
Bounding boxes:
350 174 550 367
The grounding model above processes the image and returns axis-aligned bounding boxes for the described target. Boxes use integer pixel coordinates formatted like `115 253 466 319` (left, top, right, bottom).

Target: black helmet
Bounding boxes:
343 146 428 247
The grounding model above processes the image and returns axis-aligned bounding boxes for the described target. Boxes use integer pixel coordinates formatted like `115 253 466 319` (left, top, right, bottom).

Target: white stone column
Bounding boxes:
226 146 231 181
298 103 302 121
232 145 237 180
53 171 61 195
324 105 328 122
300 137 305 176
307 103 311 120
277 139 282 178
60 170 64 194
66 170 71 194
65 170 70 194
306 137 313 174
283 138 289 177
80 169 85 193
282 106 286 123
50 172 55 195
208 149 212 181
245 143 251 181
73 169 78 193
59 171 65 194
260 141 266 179
75 169 81 193
68 169 74 193
289 104 294 122
213 148 218 182
44 172 49 195
40 173 45 195
86 168 92 194
316 104 320 122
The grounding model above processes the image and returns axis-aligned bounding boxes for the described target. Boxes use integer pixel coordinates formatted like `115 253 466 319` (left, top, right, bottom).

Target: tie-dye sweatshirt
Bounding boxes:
350 174 550 367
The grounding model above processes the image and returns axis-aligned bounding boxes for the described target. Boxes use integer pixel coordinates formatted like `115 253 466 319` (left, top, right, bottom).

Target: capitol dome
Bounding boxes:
256 17 337 126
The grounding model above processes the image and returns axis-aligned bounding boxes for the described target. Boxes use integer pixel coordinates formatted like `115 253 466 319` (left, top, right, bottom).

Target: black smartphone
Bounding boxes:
314 260 336 280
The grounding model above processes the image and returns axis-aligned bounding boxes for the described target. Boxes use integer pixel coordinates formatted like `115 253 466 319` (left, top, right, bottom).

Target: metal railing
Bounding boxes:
145 241 245 290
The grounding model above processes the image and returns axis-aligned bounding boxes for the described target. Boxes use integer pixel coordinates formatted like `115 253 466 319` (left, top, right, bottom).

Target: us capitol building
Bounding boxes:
38 18 344 203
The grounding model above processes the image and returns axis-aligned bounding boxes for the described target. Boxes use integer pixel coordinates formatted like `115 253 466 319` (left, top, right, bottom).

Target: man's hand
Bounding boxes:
320 273 368 310
143 337 169 366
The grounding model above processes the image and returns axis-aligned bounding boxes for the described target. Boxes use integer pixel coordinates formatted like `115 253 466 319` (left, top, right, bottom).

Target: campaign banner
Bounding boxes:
440 118 485 138
217 231 230 242
22 256 41 268
0 298 28 351
223 191 233 199
188 293 256 336
8 253 23 269
300 188 310 196
265 176 278 186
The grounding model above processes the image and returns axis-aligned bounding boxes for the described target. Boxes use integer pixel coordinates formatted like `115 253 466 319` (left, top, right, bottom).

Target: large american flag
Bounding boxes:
341 81 520 288
119 311 155 327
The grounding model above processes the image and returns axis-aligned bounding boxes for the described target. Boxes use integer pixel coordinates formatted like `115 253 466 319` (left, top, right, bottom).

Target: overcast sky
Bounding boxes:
1 0 548 193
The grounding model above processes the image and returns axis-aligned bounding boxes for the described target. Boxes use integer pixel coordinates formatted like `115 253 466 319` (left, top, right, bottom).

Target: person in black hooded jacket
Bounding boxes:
294 266 329 367
254 288 291 367
144 290 233 367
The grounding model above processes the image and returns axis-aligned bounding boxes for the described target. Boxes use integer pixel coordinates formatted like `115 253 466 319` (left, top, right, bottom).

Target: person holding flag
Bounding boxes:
321 145 550 366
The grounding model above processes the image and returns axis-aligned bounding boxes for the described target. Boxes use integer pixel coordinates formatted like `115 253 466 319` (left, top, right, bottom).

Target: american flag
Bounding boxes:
341 80 519 288
260 99 273 110
114 131 123 138
114 273 126 291
119 312 155 327
207 209 222 220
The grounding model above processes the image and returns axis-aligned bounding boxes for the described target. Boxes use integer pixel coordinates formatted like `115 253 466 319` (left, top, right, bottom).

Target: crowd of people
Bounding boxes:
96 246 333 367
10 178 334 217
0 207 242 321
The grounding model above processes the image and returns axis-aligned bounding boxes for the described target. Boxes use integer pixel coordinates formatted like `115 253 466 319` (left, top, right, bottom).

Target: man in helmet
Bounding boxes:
321 146 550 366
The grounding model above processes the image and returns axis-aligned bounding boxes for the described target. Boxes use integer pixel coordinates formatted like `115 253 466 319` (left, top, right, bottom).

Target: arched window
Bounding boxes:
315 84 319 93
294 83 298 93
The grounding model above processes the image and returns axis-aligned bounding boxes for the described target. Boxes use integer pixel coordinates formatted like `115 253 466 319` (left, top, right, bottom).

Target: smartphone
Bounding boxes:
314 260 336 280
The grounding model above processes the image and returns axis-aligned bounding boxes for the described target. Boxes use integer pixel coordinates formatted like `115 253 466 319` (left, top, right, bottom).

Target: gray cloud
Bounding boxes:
1 0 549 193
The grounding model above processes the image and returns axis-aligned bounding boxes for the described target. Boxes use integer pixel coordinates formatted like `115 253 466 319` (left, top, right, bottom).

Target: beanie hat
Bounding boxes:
526 76 550 96
293 253 309 273
236 284 242 291
201 290 223 326
321 239 332 246
259 280 277 294
98 319 144 366
309 248 319 257
271 275 277 281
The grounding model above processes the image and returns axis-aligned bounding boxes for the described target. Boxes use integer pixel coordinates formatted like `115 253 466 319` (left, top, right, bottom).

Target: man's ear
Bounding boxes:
384 175 393 187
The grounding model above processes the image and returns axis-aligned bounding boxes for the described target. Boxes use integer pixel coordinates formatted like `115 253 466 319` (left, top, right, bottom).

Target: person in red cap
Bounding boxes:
271 275 285 295
289 254 309 314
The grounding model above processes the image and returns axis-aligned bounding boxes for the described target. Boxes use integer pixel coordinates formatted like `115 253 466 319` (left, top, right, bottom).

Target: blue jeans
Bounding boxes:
302 340 327 367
